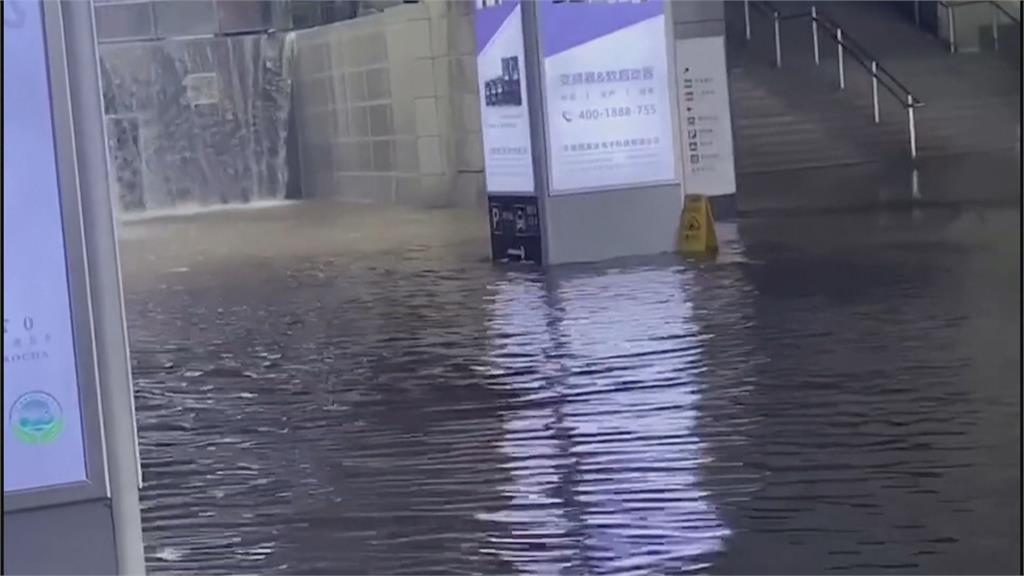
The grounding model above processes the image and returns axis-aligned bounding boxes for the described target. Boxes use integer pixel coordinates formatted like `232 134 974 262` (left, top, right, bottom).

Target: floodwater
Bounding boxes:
119 168 1020 574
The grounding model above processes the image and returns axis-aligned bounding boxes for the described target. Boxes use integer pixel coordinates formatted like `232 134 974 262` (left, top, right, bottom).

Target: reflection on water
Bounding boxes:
119 200 1020 575
482 270 727 574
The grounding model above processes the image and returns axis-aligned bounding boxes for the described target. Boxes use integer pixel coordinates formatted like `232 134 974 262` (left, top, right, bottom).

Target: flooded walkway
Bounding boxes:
119 179 1020 574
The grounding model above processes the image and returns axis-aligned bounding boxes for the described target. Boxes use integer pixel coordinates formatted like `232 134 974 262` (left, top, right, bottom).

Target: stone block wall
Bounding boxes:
672 0 725 39
92 0 288 41
937 0 1021 52
292 0 485 208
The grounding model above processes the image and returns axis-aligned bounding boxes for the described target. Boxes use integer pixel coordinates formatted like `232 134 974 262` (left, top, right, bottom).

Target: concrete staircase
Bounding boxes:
727 0 1021 175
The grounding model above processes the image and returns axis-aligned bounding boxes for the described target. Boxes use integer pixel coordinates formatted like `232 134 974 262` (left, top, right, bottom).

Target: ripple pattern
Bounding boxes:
120 205 1021 575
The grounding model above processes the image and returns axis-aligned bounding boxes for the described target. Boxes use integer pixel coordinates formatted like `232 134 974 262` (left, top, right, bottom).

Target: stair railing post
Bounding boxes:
811 6 820 65
744 0 751 40
773 11 782 67
871 61 880 123
907 95 918 160
991 4 999 51
947 3 956 53
837 27 845 89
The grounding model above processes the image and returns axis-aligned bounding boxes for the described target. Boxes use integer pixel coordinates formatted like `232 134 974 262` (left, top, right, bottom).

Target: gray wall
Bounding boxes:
93 0 287 42
672 0 725 39
291 1 485 208
937 0 1019 52
91 1 418 44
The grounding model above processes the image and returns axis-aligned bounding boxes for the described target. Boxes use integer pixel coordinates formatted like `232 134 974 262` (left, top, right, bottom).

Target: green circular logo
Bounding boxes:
10 391 64 444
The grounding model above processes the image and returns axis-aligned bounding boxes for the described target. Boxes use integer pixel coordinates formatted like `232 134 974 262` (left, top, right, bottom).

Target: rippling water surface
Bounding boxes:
119 200 1020 575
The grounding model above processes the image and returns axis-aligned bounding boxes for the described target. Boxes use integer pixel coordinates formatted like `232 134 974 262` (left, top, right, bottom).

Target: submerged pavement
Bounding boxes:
118 160 1020 575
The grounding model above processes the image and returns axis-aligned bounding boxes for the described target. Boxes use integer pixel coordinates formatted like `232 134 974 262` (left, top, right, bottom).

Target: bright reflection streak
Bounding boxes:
481 267 729 575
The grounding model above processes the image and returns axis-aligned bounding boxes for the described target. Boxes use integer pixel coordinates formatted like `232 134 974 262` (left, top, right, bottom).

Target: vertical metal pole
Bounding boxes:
907 95 918 160
744 0 751 40
61 1 147 574
520 0 551 265
947 4 956 53
811 6 820 65
910 168 922 222
992 5 999 51
773 11 782 67
914 0 921 26
871 61 880 123
837 27 845 89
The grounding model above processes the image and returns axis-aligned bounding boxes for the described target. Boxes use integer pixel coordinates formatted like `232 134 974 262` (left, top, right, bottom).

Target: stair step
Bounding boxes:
723 0 1020 174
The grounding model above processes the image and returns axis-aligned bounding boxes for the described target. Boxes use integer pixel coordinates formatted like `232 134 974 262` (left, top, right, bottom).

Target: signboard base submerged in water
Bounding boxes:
488 195 543 264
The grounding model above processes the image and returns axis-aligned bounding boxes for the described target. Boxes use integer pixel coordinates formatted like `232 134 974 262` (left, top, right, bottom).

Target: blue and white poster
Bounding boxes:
539 0 677 194
475 0 535 194
3 0 90 493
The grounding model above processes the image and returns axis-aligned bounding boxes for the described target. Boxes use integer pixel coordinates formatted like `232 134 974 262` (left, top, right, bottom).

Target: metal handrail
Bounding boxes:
928 1 1021 53
751 1 919 105
937 0 1021 23
742 0 923 159
814 12 919 103
985 1 1022 24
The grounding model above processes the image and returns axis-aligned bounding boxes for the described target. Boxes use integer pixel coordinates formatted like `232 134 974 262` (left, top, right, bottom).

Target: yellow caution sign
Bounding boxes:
678 194 718 254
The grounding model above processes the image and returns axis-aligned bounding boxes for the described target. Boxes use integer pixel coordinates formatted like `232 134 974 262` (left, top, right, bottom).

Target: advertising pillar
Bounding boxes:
3 1 145 573
475 0 544 264
536 0 684 265
474 0 684 266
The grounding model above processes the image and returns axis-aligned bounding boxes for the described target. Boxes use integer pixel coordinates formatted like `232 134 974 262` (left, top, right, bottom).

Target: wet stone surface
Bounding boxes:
118 198 1020 575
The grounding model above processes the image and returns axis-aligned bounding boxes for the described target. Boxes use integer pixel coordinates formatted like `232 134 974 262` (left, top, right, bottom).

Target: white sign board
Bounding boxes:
676 36 736 197
539 0 677 195
3 0 90 493
475 0 535 194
